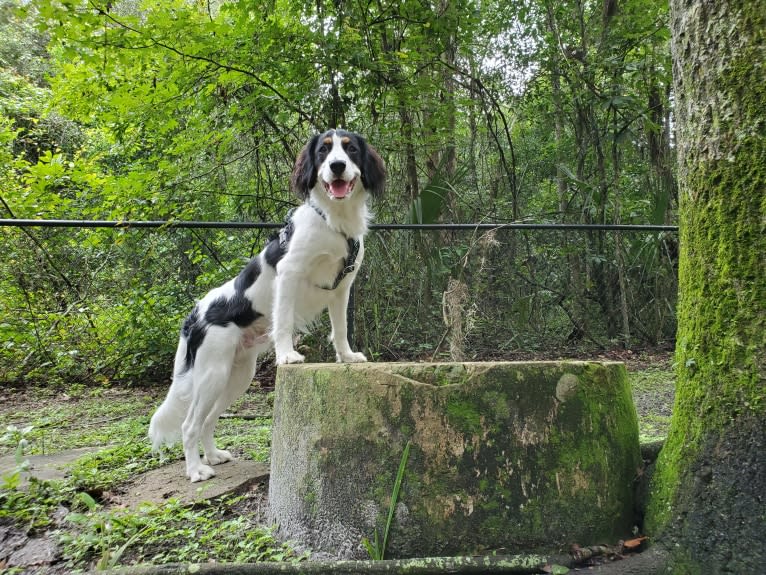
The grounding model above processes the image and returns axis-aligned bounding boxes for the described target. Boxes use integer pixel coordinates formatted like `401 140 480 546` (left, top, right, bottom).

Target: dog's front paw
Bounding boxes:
337 351 368 363
187 464 216 483
277 350 305 365
204 449 233 466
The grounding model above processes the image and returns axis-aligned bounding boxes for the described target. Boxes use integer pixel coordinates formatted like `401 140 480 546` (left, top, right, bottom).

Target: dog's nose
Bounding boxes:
330 161 346 176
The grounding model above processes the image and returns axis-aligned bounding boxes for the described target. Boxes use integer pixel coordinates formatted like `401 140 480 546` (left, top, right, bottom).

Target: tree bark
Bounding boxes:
645 1 765 573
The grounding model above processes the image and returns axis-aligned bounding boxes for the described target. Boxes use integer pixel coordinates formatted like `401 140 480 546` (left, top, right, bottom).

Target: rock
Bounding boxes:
0 524 28 558
0 447 94 485
269 361 641 559
120 459 269 508
7 537 59 567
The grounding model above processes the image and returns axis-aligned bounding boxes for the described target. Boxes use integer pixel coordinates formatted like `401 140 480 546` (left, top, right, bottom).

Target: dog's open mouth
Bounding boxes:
324 178 356 199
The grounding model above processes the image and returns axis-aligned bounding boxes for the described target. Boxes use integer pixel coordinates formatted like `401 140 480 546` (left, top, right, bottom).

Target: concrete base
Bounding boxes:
269 362 641 559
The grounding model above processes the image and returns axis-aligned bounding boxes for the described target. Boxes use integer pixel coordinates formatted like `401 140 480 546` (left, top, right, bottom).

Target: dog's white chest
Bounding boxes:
307 251 352 290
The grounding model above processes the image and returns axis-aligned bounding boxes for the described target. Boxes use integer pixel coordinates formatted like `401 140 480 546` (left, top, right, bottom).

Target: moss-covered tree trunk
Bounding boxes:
645 1 765 573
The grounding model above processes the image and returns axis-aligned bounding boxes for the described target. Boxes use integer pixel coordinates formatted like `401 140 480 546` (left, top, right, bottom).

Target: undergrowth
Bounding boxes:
629 367 675 443
0 385 286 571
59 493 299 569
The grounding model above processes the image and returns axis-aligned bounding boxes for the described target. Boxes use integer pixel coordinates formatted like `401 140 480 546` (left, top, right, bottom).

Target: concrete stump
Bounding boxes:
269 362 641 559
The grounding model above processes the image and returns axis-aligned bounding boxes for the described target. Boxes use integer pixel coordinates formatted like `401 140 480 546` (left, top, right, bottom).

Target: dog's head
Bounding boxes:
291 129 386 201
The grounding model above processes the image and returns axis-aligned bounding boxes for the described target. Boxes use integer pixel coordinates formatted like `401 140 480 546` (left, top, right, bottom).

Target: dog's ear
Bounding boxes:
291 135 320 199
361 139 386 198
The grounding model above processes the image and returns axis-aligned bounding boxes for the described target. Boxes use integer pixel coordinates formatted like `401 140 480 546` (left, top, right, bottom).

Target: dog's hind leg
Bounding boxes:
181 330 239 482
182 380 228 482
200 349 259 466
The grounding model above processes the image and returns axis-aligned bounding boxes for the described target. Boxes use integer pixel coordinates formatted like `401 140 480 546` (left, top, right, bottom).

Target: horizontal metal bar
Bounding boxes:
0 219 678 232
0 219 282 229
370 223 678 232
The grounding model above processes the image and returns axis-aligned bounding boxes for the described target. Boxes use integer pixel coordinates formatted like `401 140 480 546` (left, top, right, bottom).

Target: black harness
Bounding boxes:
278 203 360 291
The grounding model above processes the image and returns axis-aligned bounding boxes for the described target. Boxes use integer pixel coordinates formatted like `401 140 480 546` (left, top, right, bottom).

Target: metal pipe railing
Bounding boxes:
0 219 678 232
0 218 678 350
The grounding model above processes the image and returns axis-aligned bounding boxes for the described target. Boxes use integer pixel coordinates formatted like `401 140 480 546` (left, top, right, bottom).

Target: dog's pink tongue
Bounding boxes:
330 180 351 198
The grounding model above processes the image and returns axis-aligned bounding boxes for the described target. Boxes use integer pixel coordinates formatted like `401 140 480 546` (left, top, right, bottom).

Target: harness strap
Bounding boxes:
278 202 359 290
277 207 297 249
326 236 360 290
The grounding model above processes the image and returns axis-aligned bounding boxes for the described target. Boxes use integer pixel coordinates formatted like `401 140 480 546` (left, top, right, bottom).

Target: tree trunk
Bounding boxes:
645 1 765 573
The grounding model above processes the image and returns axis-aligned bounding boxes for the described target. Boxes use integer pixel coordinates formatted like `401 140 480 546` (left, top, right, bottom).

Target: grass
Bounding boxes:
629 365 676 443
59 493 298 568
0 384 288 572
362 440 411 560
0 386 273 459
0 386 159 456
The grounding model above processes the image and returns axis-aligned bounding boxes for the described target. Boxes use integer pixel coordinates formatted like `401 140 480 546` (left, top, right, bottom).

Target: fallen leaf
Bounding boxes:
623 536 647 550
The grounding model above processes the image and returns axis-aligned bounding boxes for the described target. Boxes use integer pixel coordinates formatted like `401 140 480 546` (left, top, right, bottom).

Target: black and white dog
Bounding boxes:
149 129 385 482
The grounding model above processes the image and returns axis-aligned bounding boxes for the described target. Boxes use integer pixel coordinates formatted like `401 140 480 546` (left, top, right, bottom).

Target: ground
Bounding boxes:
0 352 674 573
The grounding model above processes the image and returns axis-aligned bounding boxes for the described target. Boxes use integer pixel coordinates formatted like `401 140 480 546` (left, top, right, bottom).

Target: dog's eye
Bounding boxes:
346 144 357 153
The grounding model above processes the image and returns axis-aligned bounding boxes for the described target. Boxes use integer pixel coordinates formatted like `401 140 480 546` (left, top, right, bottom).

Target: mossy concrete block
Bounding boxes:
269 362 641 559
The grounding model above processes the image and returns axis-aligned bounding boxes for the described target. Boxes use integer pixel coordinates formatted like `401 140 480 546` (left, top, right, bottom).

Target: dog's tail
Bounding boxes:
148 337 193 451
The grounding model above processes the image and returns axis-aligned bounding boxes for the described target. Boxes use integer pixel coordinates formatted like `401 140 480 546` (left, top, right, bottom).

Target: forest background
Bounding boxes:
0 0 677 386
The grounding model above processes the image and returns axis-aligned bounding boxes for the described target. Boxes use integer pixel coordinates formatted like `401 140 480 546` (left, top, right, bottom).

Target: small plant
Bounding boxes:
62 492 145 571
0 425 35 519
67 442 161 493
59 495 301 569
0 475 63 530
1 424 34 468
362 440 411 560
0 388 298 571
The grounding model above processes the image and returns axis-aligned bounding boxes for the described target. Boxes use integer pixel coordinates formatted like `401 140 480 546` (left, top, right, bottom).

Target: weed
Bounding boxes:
67 442 166 493
630 366 675 442
59 495 300 569
0 390 160 457
362 440 411 560
1 424 33 466
0 386 292 571
0 475 64 530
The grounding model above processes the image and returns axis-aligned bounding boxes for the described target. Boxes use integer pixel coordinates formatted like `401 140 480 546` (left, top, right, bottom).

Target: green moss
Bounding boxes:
644 428 682 532
445 397 482 435
301 478 320 515
637 414 672 444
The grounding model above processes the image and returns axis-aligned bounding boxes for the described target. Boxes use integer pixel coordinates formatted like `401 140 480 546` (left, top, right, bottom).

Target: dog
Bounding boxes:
149 129 385 482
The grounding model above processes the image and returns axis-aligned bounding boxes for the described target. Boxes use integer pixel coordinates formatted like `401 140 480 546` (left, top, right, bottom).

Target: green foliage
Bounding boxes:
68 442 158 493
0 474 64 530
1 424 33 466
0 387 286 570
59 495 299 569
0 456 296 570
630 366 675 443
0 0 679 384
0 388 155 456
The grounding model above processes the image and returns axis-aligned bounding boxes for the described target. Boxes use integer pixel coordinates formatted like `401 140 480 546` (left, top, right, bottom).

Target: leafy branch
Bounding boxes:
86 0 315 125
